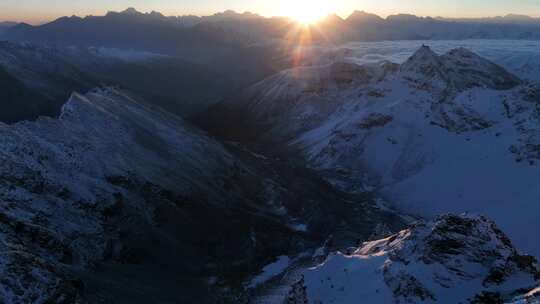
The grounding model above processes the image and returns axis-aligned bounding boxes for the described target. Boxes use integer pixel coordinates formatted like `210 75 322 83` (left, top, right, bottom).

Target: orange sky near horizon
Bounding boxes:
1 0 539 25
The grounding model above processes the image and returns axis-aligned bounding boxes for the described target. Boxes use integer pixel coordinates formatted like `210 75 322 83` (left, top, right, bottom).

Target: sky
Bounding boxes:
1 0 540 24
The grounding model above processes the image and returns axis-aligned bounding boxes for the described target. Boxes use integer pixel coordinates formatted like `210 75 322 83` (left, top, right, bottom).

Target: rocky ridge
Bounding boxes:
286 214 540 304
0 87 404 303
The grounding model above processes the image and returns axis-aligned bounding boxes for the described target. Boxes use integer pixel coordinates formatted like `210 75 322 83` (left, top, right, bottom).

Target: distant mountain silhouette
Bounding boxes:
346 10 385 24
0 21 18 27
4 8 248 59
438 14 540 24
0 37 292 123
0 21 18 36
4 8 540 52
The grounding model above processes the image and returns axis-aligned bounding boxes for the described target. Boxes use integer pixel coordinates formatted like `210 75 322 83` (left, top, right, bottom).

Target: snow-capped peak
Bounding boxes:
288 214 540 304
400 45 522 93
400 45 443 77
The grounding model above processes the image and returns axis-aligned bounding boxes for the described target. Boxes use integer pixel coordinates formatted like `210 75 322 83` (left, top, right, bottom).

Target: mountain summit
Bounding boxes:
401 45 521 91
289 214 540 303
121 7 140 15
401 45 444 78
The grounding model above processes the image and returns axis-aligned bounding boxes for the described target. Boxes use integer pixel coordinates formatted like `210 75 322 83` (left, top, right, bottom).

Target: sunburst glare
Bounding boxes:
286 0 335 25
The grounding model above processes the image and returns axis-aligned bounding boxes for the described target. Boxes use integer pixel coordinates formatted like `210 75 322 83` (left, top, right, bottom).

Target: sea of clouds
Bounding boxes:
332 40 540 81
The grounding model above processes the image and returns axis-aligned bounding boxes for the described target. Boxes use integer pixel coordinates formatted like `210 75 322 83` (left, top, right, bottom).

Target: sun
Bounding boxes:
287 0 334 25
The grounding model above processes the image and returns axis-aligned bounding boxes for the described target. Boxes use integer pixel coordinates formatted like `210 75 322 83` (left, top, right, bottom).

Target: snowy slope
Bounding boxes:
0 87 405 303
0 87 236 302
212 46 540 260
286 214 540 304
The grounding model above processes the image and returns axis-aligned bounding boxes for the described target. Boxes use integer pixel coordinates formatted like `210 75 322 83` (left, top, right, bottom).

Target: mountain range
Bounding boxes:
198 45 540 301
2 8 286 57
4 8 540 50
0 38 539 302
438 14 540 24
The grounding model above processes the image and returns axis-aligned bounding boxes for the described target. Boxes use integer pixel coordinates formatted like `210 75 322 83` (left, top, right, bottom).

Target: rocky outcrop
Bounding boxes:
0 87 235 302
510 287 540 303
287 214 540 304
401 45 522 93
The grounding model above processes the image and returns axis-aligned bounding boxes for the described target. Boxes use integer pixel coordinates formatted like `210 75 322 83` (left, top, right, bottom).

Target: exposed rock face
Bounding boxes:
510 287 540 303
521 83 540 103
401 45 446 81
287 214 540 304
286 276 309 304
401 46 522 92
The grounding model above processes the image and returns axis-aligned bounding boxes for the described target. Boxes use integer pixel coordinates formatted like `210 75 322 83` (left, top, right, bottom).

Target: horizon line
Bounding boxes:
3 7 540 26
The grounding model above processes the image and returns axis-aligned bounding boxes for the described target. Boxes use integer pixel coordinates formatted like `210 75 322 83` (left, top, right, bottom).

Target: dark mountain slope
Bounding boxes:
0 41 289 123
0 88 405 303
4 9 244 59
0 65 59 123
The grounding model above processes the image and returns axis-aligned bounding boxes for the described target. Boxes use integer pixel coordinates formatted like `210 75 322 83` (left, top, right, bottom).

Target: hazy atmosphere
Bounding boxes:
1 1 540 303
